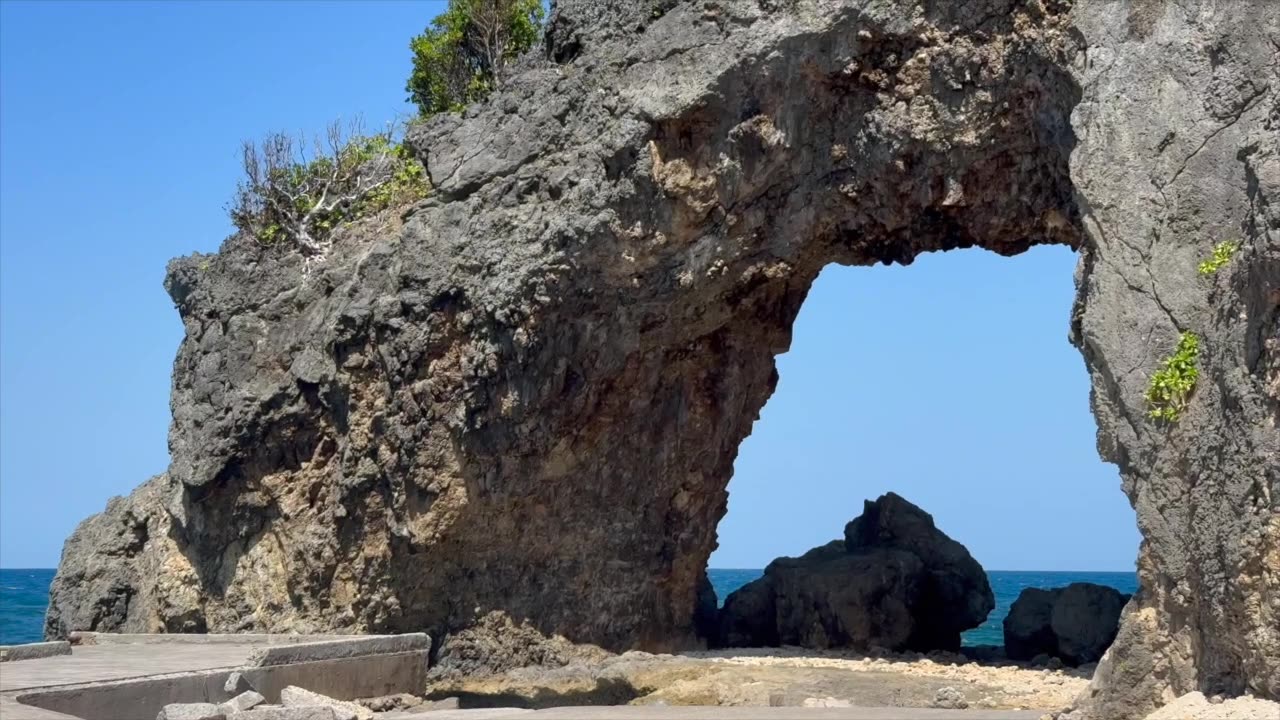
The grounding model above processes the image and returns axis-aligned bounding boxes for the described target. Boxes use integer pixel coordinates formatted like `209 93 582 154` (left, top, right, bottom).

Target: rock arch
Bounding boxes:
47 1 1278 717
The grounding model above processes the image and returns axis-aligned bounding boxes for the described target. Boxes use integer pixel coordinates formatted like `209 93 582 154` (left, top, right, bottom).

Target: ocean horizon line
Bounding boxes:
707 567 1137 574
1 566 1140 573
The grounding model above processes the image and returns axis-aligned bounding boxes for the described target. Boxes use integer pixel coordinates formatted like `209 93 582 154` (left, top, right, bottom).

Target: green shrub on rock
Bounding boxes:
1197 240 1240 275
227 120 428 262
406 0 544 118
1145 332 1200 422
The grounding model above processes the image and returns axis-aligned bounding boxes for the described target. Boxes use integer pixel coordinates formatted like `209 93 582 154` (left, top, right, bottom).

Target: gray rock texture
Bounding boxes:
280 687 370 720
220 692 266 715
1003 583 1129 666
229 708 336 720
1066 1 1278 717
44 0 1278 718
157 703 225 720
717 493 994 651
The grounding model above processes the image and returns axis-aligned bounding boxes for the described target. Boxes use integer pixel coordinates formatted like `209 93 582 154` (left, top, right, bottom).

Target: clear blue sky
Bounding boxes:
0 1 1139 571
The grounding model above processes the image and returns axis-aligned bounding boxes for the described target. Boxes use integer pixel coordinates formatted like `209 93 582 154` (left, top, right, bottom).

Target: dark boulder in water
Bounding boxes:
1003 582 1129 666
716 493 993 652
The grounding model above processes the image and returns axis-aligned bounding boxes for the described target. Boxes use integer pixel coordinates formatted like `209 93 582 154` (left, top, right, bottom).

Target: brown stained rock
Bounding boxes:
44 0 1280 717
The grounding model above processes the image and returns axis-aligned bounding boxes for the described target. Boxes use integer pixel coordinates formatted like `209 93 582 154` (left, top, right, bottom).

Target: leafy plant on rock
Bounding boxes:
406 0 544 117
1145 332 1201 422
227 119 428 267
1197 240 1240 275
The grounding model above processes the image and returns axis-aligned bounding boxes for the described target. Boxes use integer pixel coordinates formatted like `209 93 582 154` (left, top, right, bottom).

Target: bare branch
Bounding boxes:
227 114 427 272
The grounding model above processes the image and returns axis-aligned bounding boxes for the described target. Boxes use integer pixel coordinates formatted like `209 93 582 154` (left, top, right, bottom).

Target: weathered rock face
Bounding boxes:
45 0 1277 717
1004 583 1129 666
1066 1 1278 716
717 493 993 651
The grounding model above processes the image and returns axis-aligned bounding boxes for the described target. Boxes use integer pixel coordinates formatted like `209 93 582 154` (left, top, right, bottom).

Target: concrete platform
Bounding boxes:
0 644 256 692
0 641 72 663
0 637 1042 720
0 635 429 720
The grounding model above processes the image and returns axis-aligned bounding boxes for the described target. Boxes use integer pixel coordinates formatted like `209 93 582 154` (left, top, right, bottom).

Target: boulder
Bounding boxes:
1004 582 1129 665
717 493 993 651
224 672 252 695
279 686 371 720
352 694 423 712
845 493 995 650
229 709 335 720
932 687 969 710
219 691 265 714
156 704 224 720
1003 588 1060 661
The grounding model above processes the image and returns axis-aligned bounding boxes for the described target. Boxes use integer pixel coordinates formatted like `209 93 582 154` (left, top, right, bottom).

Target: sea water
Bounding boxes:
0 567 1136 646
0 568 55 645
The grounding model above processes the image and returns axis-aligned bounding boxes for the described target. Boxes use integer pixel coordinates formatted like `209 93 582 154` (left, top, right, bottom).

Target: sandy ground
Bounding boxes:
425 647 1093 713
1142 692 1280 720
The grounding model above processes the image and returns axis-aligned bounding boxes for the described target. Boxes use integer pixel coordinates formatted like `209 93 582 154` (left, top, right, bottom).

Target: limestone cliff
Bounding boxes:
46 1 1277 717
1067 1 1278 715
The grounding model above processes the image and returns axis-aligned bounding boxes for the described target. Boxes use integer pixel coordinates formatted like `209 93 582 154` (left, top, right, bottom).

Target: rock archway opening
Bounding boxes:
42 0 1279 714
705 246 1140 660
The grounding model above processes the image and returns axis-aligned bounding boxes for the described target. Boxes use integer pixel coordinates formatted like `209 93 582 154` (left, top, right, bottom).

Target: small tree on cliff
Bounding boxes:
406 0 544 117
228 118 428 266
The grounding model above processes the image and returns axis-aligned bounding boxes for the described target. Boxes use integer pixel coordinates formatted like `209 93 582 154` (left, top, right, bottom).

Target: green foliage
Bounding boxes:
229 120 429 258
650 0 681 19
406 0 544 117
1145 332 1200 422
1197 240 1240 275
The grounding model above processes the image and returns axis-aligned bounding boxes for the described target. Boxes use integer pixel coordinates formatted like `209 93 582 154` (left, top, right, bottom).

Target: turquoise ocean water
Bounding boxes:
0 568 55 645
0 568 1136 646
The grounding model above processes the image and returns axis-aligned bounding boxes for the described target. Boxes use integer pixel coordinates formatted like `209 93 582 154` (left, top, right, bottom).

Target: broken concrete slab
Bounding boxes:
13 650 427 720
72 634 377 647
0 642 72 663
247 635 430 668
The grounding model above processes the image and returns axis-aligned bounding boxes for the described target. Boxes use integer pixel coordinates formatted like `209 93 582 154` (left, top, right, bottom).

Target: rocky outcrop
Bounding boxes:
1003 583 1129 666
1066 2 1278 716
44 474 200 638
717 493 993 652
46 0 1277 717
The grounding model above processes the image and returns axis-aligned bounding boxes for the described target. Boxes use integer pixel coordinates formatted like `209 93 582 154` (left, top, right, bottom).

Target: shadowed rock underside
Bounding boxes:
46 1 1278 718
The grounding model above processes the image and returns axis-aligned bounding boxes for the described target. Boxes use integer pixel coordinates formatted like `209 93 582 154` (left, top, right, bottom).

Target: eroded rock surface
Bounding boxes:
1067 1 1278 716
46 0 1278 717
717 493 993 651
